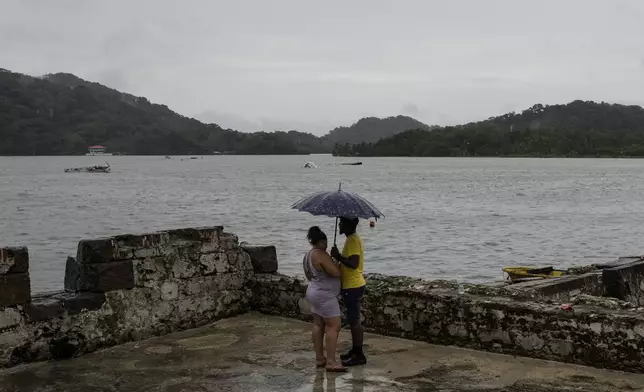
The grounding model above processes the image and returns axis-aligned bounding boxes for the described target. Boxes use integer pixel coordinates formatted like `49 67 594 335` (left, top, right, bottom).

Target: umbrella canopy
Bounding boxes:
291 189 384 220
292 183 383 245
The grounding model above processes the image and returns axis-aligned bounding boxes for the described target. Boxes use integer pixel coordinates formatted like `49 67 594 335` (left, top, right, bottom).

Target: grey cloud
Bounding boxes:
402 103 420 116
194 111 261 133
194 111 337 135
3 0 644 132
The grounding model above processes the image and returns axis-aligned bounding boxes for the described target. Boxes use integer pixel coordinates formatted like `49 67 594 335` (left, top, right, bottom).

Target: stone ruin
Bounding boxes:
0 227 277 366
3 226 644 373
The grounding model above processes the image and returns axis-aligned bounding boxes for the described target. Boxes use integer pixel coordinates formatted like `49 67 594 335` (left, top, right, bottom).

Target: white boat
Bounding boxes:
85 145 113 156
304 161 317 168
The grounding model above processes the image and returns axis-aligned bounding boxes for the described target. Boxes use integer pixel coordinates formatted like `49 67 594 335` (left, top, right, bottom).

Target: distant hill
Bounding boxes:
333 101 644 157
322 115 432 146
0 69 327 155
11 68 642 158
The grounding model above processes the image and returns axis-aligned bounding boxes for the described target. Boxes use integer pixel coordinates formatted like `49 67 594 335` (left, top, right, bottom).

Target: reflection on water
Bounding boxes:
312 367 366 392
312 366 402 391
3 155 644 292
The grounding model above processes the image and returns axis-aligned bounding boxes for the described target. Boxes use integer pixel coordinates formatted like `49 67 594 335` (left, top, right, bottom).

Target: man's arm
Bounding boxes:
331 246 360 269
337 253 360 269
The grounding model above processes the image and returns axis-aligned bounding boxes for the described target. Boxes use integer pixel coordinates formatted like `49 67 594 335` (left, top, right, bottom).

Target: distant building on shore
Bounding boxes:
86 145 113 156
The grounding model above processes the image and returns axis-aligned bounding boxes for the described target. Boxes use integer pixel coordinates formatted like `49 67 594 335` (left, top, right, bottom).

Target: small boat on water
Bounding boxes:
341 162 363 166
304 161 318 168
65 162 111 173
503 266 566 282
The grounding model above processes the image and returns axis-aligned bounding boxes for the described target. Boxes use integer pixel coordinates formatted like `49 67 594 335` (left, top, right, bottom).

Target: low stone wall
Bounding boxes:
502 272 604 301
0 247 31 308
252 272 644 373
603 260 644 306
0 227 277 368
4 228 644 374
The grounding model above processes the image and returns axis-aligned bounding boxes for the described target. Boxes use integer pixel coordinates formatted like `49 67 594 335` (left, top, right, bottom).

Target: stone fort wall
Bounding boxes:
4 226 644 373
0 226 276 367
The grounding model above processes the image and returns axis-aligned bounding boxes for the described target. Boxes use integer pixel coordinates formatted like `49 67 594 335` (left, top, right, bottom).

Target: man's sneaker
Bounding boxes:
341 352 367 367
340 348 355 361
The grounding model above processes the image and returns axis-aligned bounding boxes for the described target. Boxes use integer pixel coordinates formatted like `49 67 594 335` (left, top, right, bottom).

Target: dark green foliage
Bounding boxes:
323 115 432 146
7 68 640 158
333 102 644 157
0 70 327 155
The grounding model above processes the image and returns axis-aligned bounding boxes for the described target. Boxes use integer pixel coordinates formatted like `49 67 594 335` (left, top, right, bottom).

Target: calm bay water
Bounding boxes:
2 155 644 293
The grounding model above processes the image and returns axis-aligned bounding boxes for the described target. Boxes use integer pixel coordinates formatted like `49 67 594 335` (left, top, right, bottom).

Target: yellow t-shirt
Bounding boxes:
340 233 366 289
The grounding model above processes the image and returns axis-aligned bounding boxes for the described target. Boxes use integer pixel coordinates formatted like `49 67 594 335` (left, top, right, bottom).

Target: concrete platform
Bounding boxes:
1 313 643 392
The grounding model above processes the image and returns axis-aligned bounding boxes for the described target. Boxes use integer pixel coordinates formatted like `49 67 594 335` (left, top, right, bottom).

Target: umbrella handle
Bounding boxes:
333 217 338 246
334 181 341 246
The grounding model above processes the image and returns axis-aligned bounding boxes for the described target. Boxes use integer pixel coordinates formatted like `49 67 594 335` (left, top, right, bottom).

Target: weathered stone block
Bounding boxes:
199 252 230 275
230 250 253 272
171 259 200 279
0 247 29 275
51 292 106 314
25 297 64 322
76 238 118 264
219 232 239 250
161 282 179 300
242 244 278 273
0 273 31 307
200 241 220 254
505 273 603 300
0 307 22 330
133 247 163 259
64 256 79 292
133 257 169 286
168 226 223 243
603 261 644 305
180 272 251 297
113 232 170 249
65 257 134 293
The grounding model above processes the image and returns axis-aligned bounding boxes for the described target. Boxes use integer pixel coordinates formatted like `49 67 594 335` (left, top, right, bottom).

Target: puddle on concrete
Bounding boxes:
175 332 239 350
3 314 644 392
144 345 174 355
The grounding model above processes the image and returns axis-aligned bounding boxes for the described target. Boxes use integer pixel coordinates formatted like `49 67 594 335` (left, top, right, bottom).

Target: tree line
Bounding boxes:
0 71 327 155
333 102 644 157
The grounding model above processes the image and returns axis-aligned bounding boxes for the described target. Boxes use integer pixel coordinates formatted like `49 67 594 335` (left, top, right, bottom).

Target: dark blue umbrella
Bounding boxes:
291 183 383 244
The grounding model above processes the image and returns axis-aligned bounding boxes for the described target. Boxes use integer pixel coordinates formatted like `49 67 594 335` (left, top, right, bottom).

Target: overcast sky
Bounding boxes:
3 0 644 135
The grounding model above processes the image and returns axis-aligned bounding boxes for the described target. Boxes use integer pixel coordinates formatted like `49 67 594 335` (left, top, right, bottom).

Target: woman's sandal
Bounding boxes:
316 358 327 368
325 363 348 373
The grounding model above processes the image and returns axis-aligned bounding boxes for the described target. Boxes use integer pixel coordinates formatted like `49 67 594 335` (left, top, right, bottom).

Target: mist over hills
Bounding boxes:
4 68 644 158
0 69 428 155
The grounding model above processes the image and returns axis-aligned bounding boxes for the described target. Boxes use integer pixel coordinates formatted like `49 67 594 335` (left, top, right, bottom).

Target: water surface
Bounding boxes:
2 155 644 292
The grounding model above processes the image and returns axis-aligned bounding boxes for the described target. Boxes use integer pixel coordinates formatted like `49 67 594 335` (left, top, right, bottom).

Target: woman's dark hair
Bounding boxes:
307 226 327 245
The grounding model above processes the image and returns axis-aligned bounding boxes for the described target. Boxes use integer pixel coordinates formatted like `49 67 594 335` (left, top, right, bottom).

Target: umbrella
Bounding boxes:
291 183 384 244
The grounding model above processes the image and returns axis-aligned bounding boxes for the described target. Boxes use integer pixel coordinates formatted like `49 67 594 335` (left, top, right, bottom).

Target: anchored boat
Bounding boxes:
64 162 111 173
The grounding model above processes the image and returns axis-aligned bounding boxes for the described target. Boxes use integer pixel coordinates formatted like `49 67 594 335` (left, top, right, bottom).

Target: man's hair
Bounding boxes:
340 217 359 231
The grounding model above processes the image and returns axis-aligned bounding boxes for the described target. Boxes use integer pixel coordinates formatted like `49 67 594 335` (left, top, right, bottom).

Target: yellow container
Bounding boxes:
503 266 566 282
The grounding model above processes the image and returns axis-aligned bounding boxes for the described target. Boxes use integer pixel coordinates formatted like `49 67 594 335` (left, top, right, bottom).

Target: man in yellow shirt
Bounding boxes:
331 217 367 366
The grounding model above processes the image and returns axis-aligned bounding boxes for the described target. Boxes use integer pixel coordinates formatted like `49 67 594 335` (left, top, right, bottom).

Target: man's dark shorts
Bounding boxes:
341 286 365 324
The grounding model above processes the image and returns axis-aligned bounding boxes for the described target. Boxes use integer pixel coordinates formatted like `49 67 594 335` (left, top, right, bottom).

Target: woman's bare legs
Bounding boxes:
323 316 346 371
312 314 326 366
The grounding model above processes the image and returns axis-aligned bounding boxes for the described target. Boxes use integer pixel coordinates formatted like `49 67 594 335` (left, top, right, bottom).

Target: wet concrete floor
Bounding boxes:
1 312 644 391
